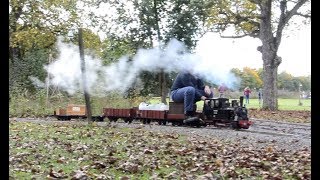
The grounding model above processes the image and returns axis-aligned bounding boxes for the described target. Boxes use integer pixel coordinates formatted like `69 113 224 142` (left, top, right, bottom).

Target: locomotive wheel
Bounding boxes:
231 122 240 130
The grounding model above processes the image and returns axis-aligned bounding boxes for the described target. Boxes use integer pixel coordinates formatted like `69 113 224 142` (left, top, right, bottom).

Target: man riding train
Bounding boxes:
170 70 214 124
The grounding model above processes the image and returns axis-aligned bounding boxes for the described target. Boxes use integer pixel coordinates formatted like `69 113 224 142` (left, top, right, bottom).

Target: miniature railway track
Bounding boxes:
250 118 311 127
248 118 311 139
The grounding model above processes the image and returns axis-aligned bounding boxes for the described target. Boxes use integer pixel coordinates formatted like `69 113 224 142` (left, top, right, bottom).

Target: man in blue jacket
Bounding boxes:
170 70 213 120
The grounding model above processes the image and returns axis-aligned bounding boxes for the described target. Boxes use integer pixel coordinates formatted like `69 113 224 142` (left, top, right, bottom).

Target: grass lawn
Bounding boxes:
150 97 311 111
239 98 311 111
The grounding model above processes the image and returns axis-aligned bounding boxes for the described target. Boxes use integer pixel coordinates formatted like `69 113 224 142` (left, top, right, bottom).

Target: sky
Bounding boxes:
195 24 311 77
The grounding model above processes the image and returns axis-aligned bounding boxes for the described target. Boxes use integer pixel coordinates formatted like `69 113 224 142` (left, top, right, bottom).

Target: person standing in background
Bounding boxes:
258 88 263 106
244 87 251 104
218 83 227 98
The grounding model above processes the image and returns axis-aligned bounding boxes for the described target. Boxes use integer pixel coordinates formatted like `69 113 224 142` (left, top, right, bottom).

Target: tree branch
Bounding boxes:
295 12 311 18
248 0 262 5
219 33 257 39
275 0 309 49
220 33 250 38
284 0 309 24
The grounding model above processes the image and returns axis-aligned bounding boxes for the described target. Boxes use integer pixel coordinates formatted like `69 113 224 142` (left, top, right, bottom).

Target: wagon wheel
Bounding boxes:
109 117 118 122
147 119 151 124
124 118 132 123
107 117 113 122
158 120 167 125
158 120 166 125
142 119 147 124
100 116 105 122
60 116 70 121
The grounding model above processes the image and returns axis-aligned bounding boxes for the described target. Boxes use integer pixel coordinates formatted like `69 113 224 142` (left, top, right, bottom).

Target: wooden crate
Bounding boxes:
66 104 86 116
55 108 67 115
168 102 184 114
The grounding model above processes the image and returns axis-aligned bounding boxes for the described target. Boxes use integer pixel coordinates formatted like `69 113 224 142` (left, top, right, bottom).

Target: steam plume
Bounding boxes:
31 37 239 96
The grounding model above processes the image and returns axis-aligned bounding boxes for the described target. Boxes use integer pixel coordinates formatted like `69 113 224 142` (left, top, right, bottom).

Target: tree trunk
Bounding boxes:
153 0 167 105
160 71 167 104
158 70 167 104
259 0 280 111
262 58 278 110
9 46 22 90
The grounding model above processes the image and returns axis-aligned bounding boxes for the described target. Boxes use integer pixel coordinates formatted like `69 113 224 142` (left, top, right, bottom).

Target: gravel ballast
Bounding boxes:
9 117 311 153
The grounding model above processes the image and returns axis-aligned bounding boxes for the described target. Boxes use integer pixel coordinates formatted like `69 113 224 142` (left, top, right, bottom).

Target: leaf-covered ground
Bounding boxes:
9 121 310 179
248 109 311 123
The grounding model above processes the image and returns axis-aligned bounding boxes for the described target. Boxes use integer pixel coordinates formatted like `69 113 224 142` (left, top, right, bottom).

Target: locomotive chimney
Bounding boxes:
239 96 244 107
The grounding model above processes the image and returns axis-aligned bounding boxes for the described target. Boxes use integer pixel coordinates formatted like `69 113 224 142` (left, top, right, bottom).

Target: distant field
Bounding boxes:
150 97 311 111
243 98 311 111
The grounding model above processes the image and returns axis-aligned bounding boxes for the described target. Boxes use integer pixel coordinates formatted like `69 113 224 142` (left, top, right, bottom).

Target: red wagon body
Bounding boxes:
103 107 137 122
138 110 166 120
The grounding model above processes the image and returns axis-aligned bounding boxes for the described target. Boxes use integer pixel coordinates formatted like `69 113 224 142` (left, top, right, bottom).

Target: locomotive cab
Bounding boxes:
202 96 251 129
203 98 235 120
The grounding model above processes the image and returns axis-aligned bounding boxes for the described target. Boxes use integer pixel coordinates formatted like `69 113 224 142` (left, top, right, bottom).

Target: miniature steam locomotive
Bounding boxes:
53 96 252 129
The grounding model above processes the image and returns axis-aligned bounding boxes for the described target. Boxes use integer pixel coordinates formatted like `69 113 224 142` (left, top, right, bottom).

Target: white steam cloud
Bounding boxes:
30 37 239 96
29 76 46 88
